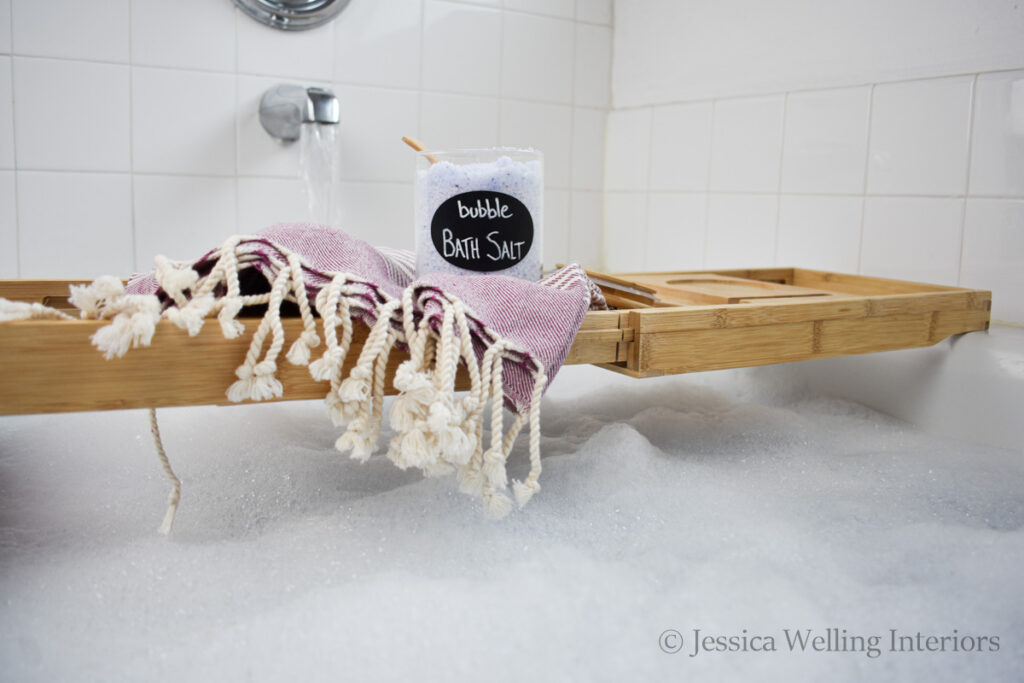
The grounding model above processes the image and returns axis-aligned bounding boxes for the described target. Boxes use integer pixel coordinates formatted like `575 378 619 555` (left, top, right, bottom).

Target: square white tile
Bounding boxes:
133 175 237 264
544 188 570 268
335 85 419 183
13 58 130 171
12 0 129 62
130 0 235 71
421 2 501 97
575 0 612 25
867 76 973 196
17 171 133 277
0 58 13 168
969 70 1024 198
649 101 713 192
237 13 333 81
505 0 574 18
0 171 15 276
781 86 870 194
334 0 422 89
237 178 308 233
571 107 605 191
604 108 652 191
420 93 499 149
645 192 706 271
335 182 414 250
705 193 777 269
570 190 602 268
961 199 1024 324
236 75 303 178
0 0 10 54
499 100 572 188
776 195 862 272
603 192 647 272
501 12 574 104
573 23 611 108
861 197 963 286
132 67 237 176
709 96 785 193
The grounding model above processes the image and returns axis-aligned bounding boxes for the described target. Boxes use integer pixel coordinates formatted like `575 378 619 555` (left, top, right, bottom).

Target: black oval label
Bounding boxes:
430 191 534 272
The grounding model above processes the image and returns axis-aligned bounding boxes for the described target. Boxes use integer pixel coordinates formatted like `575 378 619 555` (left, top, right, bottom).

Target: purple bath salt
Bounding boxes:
415 149 543 281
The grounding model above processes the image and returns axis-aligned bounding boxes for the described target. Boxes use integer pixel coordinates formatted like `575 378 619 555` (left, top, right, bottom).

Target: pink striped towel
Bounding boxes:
74 223 606 516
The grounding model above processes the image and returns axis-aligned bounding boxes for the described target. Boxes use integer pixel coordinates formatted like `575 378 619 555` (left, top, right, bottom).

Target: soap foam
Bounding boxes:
1 364 1021 681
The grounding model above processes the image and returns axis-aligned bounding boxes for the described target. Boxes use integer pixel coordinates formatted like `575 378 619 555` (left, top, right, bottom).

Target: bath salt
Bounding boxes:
415 150 543 281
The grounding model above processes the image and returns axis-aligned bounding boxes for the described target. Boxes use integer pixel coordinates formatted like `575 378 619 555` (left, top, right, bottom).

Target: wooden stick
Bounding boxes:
401 136 439 164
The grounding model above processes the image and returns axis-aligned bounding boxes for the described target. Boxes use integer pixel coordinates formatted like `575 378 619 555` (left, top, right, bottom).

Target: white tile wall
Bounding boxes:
237 15 334 82
0 0 11 54
335 85 419 183
776 195 862 272
506 0 575 19
709 96 785 193
0 4 609 280
603 192 646 271
781 87 870 195
571 107 605 191
134 175 237 265
131 0 236 72
545 188 571 267
867 76 973 196
333 0 422 89
420 93 499 150
573 23 611 108
335 182 414 251
12 0 129 63
645 192 705 271
13 58 130 171
649 102 712 192
237 178 307 234
499 99 572 188
0 58 13 168
604 108 651 191
132 67 237 176
705 193 777 269
570 190 602 267
861 197 963 285
969 71 1024 198
0 170 15 276
961 199 1024 323
502 12 574 104
17 171 133 277
421 2 501 97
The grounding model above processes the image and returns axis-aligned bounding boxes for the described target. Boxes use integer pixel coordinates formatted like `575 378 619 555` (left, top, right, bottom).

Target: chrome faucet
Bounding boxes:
259 84 340 142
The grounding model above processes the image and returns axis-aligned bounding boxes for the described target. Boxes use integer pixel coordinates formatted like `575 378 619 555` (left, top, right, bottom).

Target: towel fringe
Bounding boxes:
69 233 552 523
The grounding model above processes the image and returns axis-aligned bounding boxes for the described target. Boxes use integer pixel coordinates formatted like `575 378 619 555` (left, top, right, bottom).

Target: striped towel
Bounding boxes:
76 223 606 517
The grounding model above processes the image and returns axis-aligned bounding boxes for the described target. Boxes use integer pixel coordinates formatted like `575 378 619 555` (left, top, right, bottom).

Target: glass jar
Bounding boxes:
414 147 543 281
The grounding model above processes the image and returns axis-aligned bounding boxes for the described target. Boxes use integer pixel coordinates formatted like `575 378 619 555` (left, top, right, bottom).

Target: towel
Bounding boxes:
72 223 606 516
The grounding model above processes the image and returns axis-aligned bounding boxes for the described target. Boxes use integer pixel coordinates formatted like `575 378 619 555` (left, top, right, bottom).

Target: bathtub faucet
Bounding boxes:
259 84 340 142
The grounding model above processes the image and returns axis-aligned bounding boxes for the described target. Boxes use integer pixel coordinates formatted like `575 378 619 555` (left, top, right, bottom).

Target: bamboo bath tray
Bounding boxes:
0 268 990 416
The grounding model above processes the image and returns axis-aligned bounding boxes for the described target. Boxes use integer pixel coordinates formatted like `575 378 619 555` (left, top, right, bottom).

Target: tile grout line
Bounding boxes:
856 83 876 275
565 14 579 266
128 0 138 272
640 106 654 270
956 74 980 287
772 92 789 266
701 100 717 269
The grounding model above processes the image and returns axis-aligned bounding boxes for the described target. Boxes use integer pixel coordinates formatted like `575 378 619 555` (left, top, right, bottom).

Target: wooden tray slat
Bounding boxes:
0 269 990 415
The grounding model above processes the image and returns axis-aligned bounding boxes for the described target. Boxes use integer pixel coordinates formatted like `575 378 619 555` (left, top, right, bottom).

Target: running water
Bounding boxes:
299 122 338 226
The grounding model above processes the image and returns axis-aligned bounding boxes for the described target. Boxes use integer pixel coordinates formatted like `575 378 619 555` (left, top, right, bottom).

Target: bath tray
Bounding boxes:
0 268 990 415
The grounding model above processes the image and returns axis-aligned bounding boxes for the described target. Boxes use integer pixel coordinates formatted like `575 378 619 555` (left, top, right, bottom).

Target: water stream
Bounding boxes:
299 122 338 226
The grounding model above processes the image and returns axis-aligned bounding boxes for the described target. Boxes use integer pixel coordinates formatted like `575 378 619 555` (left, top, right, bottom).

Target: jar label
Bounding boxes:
430 191 534 272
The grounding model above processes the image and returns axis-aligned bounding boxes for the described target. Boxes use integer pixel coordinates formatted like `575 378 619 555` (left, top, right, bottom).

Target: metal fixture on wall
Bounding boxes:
234 0 351 31
259 84 340 142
